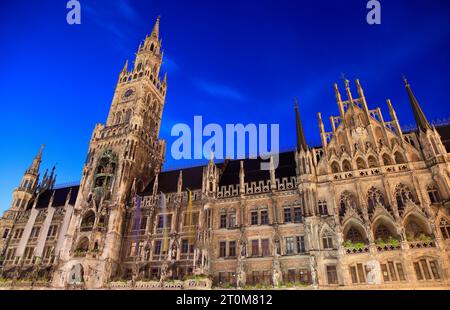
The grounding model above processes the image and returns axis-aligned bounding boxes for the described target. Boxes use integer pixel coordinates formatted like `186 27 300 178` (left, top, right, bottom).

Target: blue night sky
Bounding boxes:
1 0 450 213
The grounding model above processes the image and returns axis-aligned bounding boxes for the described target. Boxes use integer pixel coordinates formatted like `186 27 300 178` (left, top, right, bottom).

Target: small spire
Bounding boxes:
386 99 397 120
151 16 160 38
355 79 365 98
294 98 308 152
122 60 128 73
334 83 342 103
318 112 325 133
344 78 354 105
403 76 431 132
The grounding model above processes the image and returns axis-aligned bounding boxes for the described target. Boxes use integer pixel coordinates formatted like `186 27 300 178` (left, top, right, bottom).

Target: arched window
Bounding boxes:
346 227 363 243
439 218 450 239
342 160 352 172
80 211 95 230
331 161 340 173
76 237 89 253
368 156 378 168
356 158 366 170
405 217 429 241
427 186 441 204
150 43 154 51
394 152 405 164
322 231 334 249
374 224 391 240
382 154 392 166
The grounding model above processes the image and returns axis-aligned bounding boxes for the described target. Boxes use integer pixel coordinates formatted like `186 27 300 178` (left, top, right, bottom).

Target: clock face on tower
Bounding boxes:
122 88 135 101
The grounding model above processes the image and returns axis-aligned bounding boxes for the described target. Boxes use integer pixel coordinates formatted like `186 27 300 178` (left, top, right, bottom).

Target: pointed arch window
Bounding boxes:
382 154 392 166
356 158 366 170
342 160 352 172
394 152 406 164
346 228 363 243
367 187 386 211
374 224 391 240
395 184 414 212
331 161 340 173
368 155 378 168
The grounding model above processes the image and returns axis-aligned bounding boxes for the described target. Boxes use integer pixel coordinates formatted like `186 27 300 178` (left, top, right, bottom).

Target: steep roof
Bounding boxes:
141 151 297 195
30 185 79 209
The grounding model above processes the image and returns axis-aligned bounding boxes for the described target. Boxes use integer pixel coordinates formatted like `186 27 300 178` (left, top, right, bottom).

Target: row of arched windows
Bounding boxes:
113 109 132 125
330 151 407 173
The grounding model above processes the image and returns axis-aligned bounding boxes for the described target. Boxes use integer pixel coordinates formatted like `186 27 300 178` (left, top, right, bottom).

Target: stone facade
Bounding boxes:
1 17 450 290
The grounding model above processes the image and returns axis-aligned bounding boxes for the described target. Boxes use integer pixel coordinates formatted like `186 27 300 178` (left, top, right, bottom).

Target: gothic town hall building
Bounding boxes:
1 18 450 290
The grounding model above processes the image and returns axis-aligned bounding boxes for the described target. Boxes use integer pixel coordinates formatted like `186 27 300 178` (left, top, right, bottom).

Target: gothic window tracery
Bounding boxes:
339 191 357 217
374 224 394 240
93 151 117 191
395 184 414 214
367 187 386 214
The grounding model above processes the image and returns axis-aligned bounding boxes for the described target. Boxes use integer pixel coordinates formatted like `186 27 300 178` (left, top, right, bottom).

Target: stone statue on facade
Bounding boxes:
366 260 382 285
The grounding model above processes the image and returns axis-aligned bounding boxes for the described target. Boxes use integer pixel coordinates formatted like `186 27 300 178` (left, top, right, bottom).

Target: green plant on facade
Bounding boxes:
344 240 367 250
376 237 400 248
74 250 87 257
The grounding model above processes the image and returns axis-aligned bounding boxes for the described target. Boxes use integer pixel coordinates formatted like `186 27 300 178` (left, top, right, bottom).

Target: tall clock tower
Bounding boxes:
54 17 167 289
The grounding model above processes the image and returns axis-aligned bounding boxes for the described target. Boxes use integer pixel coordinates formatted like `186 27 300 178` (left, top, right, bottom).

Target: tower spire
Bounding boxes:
403 77 431 132
27 144 44 175
294 98 308 152
151 16 160 38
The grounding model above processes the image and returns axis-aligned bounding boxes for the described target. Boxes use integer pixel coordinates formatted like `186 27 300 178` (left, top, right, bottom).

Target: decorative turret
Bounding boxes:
203 150 218 196
27 144 44 176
